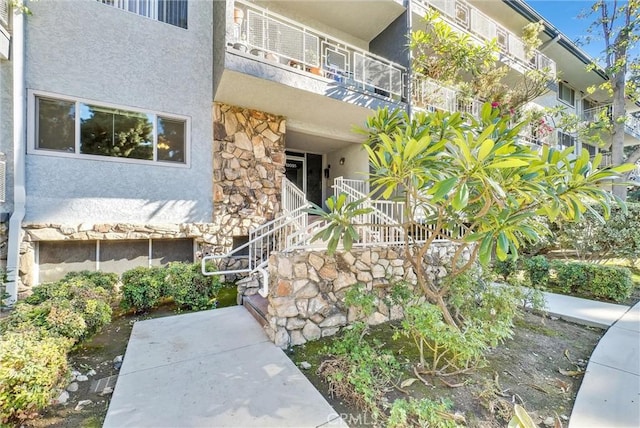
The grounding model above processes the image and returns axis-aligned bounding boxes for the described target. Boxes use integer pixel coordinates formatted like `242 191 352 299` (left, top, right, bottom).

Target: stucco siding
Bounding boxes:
0 58 12 214
24 0 213 224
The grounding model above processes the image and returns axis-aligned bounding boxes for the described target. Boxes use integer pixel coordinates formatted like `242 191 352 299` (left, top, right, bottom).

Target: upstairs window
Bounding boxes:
32 92 188 166
558 82 575 107
557 130 576 149
98 0 188 29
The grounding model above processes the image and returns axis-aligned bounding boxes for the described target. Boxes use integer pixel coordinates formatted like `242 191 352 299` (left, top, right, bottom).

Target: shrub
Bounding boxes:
121 266 167 312
553 261 592 294
165 262 222 311
523 255 550 287
588 265 633 302
60 270 119 291
492 257 518 282
0 329 72 424
24 270 118 306
388 398 460 428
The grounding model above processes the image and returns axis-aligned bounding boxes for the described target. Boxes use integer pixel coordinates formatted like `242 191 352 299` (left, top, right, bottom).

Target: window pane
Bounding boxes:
80 103 153 160
157 117 186 163
151 238 194 266
100 240 150 274
39 241 97 283
158 0 188 29
37 97 76 152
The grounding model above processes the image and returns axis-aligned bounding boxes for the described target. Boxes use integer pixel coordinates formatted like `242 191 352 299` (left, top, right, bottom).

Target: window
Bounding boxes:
558 82 575 106
583 144 597 157
98 0 188 29
33 93 188 165
37 238 195 283
557 131 576 149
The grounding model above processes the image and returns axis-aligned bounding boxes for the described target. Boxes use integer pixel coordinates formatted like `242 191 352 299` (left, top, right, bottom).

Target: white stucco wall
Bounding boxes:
24 0 213 224
0 58 12 214
326 142 369 196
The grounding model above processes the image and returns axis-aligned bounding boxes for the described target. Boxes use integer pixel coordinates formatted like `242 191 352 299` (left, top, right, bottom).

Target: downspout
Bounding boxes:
6 8 26 305
405 0 413 119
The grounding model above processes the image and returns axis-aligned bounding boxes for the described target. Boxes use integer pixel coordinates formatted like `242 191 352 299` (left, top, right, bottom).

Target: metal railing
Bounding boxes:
0 0 8 27
583 105 640 141
412 75 482 116
230 0 405 99
97 0 187 28
413 0 556 77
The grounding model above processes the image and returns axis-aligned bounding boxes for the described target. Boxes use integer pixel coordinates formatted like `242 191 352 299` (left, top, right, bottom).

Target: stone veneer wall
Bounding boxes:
211 103 285 254
265 244 470 348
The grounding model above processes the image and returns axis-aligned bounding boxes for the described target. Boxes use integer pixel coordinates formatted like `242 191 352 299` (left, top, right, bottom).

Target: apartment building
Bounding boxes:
0 0 638 303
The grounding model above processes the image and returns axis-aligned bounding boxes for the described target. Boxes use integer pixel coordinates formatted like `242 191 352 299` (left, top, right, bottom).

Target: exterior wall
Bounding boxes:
265 244 470 348
370 11 410 69
0 57 12 214
211 103 286 254
24 0 213 225
326 143 369 194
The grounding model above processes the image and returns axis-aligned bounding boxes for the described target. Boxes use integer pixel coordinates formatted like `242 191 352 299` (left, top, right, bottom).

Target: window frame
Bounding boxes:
96 0 188 30
28 90 191 168
557 82 576 107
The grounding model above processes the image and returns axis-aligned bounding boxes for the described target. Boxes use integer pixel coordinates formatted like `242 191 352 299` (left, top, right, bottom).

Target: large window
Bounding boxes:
557 131 576 149
32 93 188 165
558 82 575 107
98 0 188 29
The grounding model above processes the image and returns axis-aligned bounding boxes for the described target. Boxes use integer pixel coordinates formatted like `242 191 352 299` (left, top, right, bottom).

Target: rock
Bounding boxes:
75 400 93 411
302 322 321 341
100 387 114 396
333 272 356 291
299 361 312 370
322 327 340 337
271 297 299 318
289 330 306 346
543 417 555 427
319 313 347 328
371 264 386 278
319 263 338 280
76 375 89 382
86 369 97 377
366 312 388 326
286 317 307 330
56 391 70 405
274 328 290 348
113 355 123 370
66 382 79 392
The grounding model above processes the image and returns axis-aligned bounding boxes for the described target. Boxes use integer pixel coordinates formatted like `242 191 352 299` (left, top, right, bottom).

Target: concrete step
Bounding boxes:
243 294 268 327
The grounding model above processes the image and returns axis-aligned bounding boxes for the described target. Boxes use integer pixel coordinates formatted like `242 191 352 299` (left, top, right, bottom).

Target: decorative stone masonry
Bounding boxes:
18 222 247 295
211 103 286 255
265 244 471 348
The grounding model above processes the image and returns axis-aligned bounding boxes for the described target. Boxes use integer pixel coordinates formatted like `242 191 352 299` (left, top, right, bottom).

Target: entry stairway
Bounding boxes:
201 177 459 296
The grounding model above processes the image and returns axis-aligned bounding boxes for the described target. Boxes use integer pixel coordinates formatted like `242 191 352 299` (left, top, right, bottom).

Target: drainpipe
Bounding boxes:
405 0 413 119
6 8 26 305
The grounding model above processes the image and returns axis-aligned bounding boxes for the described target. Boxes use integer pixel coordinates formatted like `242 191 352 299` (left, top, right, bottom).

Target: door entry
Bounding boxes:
285 152 323 206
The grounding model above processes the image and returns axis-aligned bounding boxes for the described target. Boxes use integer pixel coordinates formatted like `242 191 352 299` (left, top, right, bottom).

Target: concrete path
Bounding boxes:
567 301 640 428
542 291 631 328
103 306 346 428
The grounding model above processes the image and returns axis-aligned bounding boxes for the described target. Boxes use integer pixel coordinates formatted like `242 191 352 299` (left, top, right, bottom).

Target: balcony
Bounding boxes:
0 0 9 60
227 1 405 101
583 105 640 144
412 75 482 116
412 0 556 78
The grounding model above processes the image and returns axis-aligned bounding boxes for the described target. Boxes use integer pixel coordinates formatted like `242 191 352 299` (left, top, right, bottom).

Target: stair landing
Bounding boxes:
103 306 346 427
243 293 269 327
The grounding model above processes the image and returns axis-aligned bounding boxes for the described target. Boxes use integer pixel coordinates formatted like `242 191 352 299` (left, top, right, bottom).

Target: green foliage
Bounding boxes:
388 397 461 428
555 202 640 264
165 262 223 311
493 258 518 282
550 260 633 302
121 266 167 312
523 255 550 287
320 323 400 421
397 270 517 375
309 194 371 254
0 329 71 424
344 283 377 317
62 270 119 291
0 269 9 311
24 270 118 305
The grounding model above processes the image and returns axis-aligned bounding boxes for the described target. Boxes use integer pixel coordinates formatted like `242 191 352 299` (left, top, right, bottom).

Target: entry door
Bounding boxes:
285 152 323 207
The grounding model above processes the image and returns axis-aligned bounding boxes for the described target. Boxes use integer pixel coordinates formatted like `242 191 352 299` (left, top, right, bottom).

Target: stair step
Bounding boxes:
243 294 268 327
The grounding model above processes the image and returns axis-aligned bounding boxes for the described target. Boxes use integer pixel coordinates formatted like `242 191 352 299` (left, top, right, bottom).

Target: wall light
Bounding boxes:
339 157 345 165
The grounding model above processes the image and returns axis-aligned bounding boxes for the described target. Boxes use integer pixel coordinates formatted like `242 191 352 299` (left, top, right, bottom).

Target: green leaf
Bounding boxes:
477 139 495 162
487 159 529 169
451 182 469 210
431 177 457 201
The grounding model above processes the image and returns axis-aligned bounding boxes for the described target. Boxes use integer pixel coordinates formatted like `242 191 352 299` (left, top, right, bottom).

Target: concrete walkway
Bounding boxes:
103 306 346 428
541 291 639 428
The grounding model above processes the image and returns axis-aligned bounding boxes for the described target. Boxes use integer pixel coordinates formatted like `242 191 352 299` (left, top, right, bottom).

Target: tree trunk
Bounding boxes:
611 70 628 200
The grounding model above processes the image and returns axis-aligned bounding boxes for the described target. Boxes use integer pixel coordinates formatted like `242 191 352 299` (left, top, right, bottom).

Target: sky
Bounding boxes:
526 0 639 64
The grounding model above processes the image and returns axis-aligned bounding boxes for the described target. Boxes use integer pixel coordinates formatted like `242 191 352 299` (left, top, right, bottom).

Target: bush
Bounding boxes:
553 261 592 294
493 258 518 282
121 266 167 312
24 270 118 306
60 270 119 291
588 265 633 302
523 255 550 287
0 329 72 424
388 398 460 428
165 262 222 311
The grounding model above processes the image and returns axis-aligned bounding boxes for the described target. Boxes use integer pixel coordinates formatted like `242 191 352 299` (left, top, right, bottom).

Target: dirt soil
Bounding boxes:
289 311 604 428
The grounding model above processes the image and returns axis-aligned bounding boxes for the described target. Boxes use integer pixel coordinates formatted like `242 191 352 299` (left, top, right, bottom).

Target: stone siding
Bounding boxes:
211 103 285 254
266 244 469 348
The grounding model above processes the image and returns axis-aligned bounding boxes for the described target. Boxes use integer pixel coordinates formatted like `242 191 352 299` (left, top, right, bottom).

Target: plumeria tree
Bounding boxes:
314 104 632 330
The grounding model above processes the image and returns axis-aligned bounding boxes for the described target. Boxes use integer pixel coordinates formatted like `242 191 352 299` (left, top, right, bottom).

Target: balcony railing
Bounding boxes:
412 75 482 116
0 0 8 27
413 0 556 78
229 1 405 100
97 0 188 28
583 105 640 141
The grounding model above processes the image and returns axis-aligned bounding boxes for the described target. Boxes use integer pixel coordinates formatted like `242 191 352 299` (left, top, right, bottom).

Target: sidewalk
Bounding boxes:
103 306 346 428
541 291 639 428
